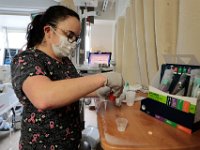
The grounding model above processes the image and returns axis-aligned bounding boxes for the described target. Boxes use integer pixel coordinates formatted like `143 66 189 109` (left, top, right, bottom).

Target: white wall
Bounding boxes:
91 20 114 55
89 0 127 59
0 28 4 65
0 15 30 29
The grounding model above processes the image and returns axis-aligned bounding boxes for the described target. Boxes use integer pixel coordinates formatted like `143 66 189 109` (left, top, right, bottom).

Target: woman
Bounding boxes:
11 5 123 150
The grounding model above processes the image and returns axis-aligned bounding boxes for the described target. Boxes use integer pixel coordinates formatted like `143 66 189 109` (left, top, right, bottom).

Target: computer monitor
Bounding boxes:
88 52 112 67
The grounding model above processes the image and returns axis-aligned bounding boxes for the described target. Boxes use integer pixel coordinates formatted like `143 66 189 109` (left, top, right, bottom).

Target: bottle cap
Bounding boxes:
109 92 116 102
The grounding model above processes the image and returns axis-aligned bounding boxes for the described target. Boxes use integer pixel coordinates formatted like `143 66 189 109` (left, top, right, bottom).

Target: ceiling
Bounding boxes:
73 0 116 20
0 0 58 15
0 0 117 28
0 0 117 19
0 0 59 28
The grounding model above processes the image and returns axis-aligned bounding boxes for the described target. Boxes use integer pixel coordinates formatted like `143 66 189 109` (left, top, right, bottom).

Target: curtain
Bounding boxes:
121 3 141 86
115 16 125 73
114 0 179 87
154 0 179 66
176 0 200 64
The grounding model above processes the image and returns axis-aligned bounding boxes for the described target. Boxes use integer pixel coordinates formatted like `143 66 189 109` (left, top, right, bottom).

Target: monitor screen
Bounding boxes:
31 12 43 20
88 52 112 66
4 48 19 65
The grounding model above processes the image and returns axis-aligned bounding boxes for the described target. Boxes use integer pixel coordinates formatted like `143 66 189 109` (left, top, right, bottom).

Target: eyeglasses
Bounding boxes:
56 27 81 44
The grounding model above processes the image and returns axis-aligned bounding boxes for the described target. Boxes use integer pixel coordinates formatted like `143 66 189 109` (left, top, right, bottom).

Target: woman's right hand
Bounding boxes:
96 86 111 99
101 72 124 97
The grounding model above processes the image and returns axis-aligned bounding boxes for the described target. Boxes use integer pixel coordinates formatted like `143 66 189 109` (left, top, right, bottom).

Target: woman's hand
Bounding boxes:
101 72 124 97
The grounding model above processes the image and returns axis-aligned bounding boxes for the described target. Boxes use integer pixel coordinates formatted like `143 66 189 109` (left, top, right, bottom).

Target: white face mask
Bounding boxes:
51 30 77 58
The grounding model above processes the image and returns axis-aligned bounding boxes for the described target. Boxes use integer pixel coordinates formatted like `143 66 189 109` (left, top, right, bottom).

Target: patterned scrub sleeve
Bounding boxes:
11 52 47 104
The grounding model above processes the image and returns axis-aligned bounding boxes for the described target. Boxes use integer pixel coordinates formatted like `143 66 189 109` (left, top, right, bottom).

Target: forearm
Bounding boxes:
49 75 103 105
23 74 106 110
85 91 98 97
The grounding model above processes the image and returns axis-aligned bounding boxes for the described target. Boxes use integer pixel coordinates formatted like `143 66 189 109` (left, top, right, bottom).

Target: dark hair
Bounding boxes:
26 5 80 49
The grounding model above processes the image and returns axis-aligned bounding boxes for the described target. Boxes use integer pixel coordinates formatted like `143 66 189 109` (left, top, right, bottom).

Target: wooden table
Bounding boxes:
97 93 200 150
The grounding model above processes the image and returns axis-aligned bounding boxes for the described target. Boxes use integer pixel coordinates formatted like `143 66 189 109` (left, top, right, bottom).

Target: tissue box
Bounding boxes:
140 86 200 134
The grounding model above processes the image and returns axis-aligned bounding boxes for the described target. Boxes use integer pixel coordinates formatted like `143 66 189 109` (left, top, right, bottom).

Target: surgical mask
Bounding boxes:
51 28 77 58
52 35 77 58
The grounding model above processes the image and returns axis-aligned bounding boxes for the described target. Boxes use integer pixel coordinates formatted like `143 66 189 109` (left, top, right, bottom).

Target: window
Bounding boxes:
7 30 26 49
0 29 26 65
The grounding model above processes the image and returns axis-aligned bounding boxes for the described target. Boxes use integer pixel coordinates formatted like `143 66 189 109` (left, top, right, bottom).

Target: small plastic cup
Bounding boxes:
126 90 136 106
115 117 128 132
94 99 103 112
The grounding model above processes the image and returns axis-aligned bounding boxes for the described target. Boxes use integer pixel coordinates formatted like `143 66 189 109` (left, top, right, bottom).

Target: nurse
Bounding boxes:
11 5 124 150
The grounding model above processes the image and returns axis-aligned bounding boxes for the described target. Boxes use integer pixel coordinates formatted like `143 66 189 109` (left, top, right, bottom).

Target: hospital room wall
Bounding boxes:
90 20 114 54
114 0 200 87
88 0 129 61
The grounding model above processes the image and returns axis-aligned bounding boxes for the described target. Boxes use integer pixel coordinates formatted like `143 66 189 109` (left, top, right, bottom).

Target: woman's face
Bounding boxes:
44 16 81 57
52 16 81 44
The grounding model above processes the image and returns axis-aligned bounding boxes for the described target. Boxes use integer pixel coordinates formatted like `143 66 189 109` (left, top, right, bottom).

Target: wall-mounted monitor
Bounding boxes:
88 52 112 66
4 48 19 65
31 12 43 20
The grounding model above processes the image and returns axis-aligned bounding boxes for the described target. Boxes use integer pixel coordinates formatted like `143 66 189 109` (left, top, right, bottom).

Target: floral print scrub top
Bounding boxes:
11 49 82 150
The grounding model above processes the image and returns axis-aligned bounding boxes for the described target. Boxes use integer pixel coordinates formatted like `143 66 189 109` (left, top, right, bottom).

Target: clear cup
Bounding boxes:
126 90 136 106
94 99 103 112
115 117 128 132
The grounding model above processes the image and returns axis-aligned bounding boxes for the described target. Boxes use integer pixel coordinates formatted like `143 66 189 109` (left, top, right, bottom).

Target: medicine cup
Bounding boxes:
115 117 128 132
126 90 136 106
